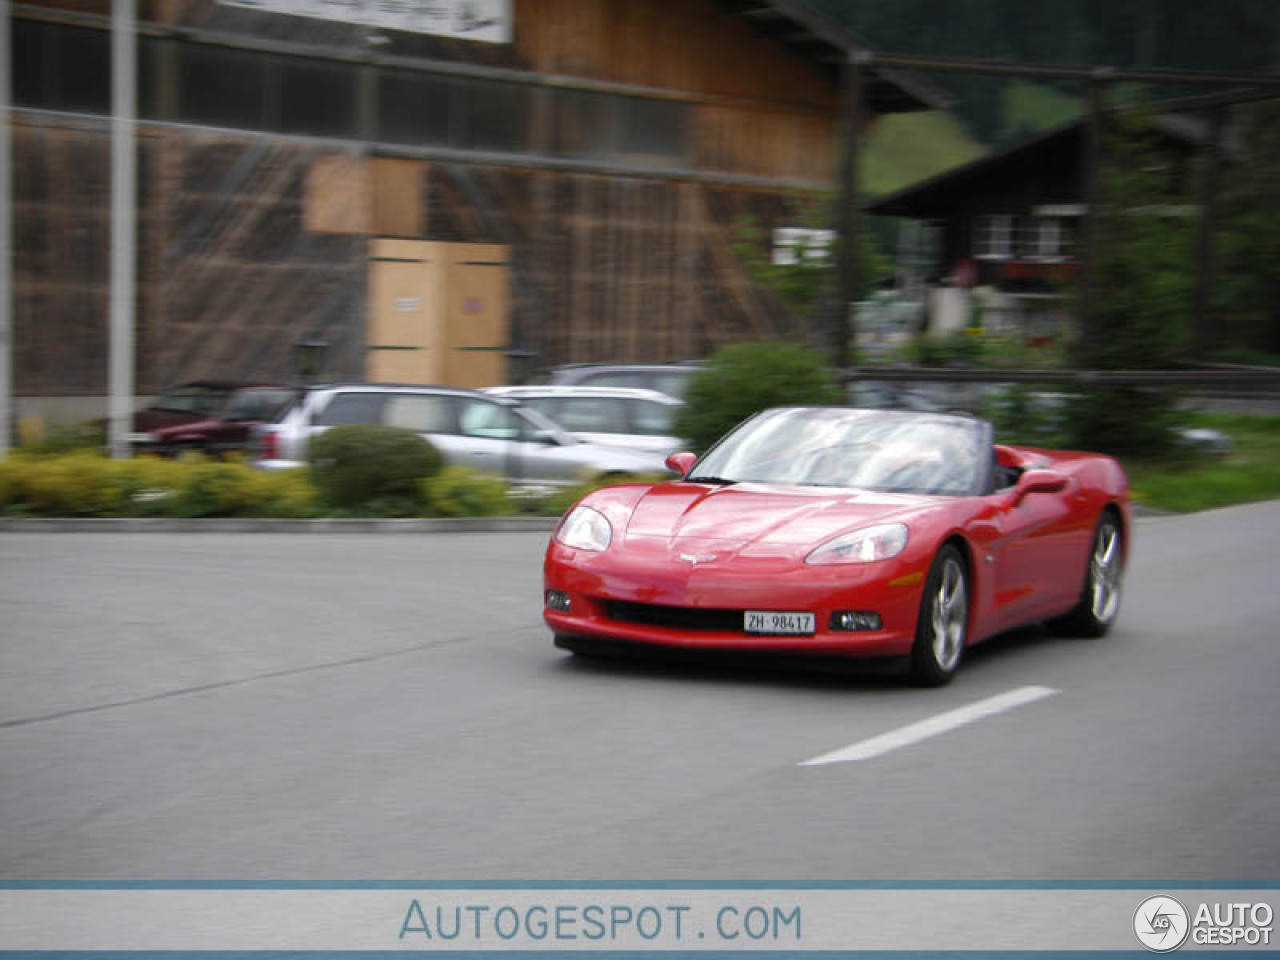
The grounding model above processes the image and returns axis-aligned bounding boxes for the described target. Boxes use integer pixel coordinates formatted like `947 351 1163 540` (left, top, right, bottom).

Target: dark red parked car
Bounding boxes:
129 382 298 457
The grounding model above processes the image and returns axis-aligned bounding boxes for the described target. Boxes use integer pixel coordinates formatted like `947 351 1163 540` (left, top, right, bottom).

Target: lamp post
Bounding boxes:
294 339 329 386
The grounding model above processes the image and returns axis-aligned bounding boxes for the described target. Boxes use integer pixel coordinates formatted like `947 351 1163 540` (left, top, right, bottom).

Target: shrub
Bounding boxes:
308 425 442 509
675 342 842 453
6 451 126 515
422 466 515 518
905 330 985 367
980 385 1071 449
0 451 322 518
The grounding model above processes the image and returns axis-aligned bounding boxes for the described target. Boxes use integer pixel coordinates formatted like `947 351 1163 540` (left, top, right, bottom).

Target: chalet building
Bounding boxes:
8 0 941 419
865 111 1216 343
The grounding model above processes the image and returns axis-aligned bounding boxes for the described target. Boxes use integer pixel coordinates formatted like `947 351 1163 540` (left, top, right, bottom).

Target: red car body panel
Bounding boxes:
543 440 1131 660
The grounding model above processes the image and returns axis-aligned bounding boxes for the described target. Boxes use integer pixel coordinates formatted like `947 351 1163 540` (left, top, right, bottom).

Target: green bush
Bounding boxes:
308 425 442 509
0 451 320 518
980 385 1070 449
422 466 515 518
675 342 842 453
905 330 985 367
4 451 126 515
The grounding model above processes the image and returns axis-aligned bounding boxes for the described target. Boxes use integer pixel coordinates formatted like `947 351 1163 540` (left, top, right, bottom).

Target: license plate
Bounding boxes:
745 611 815 635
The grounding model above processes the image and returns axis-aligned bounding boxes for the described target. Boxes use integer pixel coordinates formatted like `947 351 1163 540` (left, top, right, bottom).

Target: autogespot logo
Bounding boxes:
1134 895 1191 952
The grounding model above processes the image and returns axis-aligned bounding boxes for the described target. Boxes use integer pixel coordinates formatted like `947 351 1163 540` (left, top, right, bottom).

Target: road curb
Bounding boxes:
0 507 1176 531
0 516 561 534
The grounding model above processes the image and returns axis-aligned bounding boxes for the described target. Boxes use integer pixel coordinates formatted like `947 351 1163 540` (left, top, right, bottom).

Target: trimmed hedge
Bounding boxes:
422 466 516 518
0 447 665 520
0 451 319 518
307 425 443 509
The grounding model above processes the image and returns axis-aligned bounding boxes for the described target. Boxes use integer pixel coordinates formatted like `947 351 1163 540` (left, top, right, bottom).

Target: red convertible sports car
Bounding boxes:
543 407 1131 685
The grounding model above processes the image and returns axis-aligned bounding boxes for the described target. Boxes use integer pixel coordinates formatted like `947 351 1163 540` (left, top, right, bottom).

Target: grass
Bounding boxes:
860 81 1080 198
861 111 986 197
1127 414 1280 513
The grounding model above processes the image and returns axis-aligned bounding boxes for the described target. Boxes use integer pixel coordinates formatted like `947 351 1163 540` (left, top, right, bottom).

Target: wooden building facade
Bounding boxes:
9 0 939 404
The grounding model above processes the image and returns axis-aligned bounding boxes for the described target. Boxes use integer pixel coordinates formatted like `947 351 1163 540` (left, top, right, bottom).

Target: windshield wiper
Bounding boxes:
685 475 738 485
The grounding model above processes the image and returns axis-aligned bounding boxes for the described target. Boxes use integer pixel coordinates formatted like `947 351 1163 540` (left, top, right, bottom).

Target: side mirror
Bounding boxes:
1014 468 1068 502
665 451 697 477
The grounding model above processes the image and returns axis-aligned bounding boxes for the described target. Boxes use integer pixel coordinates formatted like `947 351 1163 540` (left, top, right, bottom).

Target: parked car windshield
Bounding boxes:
688 408 989 496
224 388 298 421
148 384 229 416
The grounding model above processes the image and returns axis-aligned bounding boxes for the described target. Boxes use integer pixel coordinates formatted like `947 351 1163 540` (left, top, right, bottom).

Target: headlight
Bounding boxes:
555 505 612 552
805 522 908 565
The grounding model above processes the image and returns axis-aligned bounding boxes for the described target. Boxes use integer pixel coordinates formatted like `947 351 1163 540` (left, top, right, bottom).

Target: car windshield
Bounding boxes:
687 408 988 496
224 388 298 420
148 385 230 416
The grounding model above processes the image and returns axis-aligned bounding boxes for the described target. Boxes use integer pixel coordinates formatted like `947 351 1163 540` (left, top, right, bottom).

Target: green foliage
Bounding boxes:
1067 387 1184 459
0 452 319 518
1127 414 1280 513
1068 106 1194 456
422 466 516 518
904 330 985 367
733 192 889 321
675 342 842 453
808 0 1279 146
308 425 442 509
1216 101 1280 354
981 386 1071 450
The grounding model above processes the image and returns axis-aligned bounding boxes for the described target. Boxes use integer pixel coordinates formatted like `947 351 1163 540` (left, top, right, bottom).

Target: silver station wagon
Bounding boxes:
252 383 671 486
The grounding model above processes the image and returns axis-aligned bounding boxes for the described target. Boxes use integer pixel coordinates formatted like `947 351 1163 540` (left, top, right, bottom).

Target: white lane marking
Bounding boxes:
799 685 1059 766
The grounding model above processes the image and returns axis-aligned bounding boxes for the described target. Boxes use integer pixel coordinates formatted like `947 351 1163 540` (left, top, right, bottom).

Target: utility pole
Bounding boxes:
1076 70 1110 368
1191 105 1225 360
831 49 867 371
1 0 12 457
109 0 137 458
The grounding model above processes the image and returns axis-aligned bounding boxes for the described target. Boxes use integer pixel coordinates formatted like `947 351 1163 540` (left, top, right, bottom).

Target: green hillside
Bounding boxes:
861 81 1083 198
860 109 985 197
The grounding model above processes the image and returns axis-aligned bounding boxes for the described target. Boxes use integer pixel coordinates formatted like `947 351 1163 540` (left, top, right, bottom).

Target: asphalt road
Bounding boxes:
1 502 1278 879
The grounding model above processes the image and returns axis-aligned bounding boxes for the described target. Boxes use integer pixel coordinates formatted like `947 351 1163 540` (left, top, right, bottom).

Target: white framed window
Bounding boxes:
1018 216 1078 261
772 228 834 266
973 215 1014 260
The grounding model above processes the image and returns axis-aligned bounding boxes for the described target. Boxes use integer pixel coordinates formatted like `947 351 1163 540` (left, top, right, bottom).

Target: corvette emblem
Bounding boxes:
679 553 717 565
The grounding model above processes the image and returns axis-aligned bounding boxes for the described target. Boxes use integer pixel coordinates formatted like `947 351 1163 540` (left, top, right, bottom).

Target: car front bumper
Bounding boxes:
543 541 928 658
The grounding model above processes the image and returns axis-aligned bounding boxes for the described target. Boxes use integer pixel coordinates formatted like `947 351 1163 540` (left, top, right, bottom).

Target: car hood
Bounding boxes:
622 482 939 552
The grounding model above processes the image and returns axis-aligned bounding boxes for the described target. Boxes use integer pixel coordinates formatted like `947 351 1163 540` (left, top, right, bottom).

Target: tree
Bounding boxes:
1069 104 1194 455
732 191 889 361
1215 100 1280 355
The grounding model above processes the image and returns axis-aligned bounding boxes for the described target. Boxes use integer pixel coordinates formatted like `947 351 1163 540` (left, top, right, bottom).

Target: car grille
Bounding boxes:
605 600 743 632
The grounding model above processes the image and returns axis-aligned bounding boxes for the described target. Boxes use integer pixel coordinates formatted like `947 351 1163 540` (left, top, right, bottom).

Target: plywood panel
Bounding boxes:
367 347 435 385
305 155 371 235
371 158 426 238
366 238 443 384
443 244 509 388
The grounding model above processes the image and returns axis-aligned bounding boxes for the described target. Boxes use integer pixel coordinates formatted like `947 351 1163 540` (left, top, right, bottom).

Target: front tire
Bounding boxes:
909 545 969 686
1049 513 1123 638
